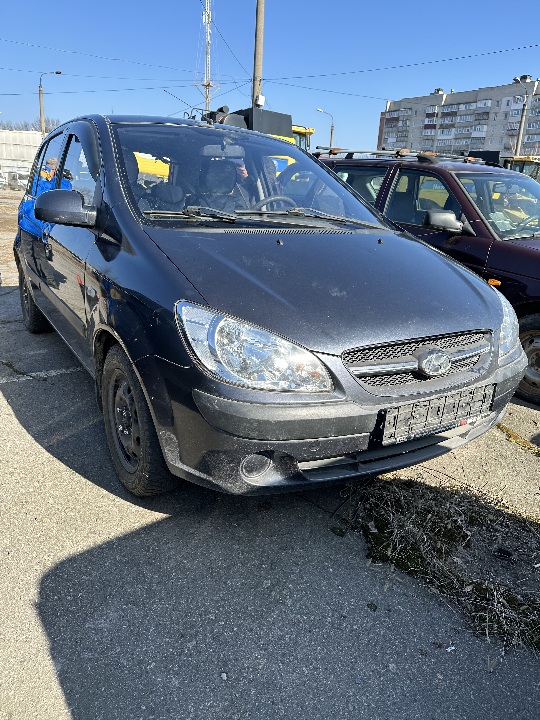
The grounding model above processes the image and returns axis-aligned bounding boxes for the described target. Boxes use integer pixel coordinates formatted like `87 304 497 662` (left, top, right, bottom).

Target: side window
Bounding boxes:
386 171 461 226
29 132 65 197
63 135 97 204
417 176 449 210
334 166 387 205
385 173 419 224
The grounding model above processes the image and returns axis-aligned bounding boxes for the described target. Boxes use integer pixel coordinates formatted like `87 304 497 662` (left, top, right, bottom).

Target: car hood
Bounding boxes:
145 225 499 355
505 236 540 252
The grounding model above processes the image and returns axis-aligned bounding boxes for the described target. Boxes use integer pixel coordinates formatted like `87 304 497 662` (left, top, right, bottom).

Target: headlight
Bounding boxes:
496 290 519 358
176 302 333 392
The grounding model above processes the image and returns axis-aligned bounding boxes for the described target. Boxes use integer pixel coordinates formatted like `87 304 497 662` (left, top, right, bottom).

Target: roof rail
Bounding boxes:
314 147 489 164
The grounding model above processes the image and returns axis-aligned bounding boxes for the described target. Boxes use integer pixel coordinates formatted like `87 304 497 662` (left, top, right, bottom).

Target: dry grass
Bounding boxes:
338 476 540 652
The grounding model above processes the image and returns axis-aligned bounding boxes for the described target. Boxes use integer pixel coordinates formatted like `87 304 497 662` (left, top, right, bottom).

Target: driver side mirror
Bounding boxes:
35 189 97 228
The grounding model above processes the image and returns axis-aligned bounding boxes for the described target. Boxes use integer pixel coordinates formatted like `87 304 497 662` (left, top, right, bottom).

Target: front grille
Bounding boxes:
342 332 485 364
342 331 492 394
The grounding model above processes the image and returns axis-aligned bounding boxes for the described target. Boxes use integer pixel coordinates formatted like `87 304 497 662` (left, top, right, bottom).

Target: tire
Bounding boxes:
515 313 540 405
18 267 52 334
102 345 177 496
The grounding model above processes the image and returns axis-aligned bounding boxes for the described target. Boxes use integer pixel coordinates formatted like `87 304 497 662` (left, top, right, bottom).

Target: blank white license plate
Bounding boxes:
382 385 495 445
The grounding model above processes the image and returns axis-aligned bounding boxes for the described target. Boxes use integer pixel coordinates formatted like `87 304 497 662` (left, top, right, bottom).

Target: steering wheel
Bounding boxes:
252 195 297 211
514 214 540 231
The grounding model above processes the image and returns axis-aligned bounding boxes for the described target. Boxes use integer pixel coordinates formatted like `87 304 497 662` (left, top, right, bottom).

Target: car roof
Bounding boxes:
51 114 302 151
319 154 516 175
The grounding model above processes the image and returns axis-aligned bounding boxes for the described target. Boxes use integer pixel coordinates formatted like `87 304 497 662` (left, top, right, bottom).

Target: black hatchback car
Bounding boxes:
14 116 526 496
319 149 540 405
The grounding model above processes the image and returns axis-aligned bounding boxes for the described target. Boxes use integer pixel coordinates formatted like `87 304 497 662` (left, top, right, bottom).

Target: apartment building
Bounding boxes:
378 76 540 157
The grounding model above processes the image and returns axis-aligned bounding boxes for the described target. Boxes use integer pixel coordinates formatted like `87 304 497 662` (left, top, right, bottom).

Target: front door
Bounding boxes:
383 169 493 277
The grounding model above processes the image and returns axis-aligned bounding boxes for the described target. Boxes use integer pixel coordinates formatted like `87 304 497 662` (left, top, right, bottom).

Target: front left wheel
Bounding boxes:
102 345 177 496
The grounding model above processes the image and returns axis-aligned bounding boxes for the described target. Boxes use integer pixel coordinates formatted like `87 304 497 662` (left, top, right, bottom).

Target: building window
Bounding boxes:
457 114 473 122
476 99 492 108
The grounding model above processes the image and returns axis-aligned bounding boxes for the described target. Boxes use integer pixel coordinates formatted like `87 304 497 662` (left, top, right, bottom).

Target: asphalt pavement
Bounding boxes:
1 275 540 720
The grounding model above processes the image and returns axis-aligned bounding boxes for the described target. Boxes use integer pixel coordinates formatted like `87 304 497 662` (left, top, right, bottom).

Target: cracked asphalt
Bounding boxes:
1 188 540 719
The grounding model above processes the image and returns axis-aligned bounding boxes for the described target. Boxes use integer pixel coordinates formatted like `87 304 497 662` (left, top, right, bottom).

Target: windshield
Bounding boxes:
114 123 384 227
456 170 540 239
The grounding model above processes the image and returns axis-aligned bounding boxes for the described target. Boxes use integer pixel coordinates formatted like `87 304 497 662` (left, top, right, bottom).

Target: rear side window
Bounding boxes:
333 165 387 205
29 132 65 197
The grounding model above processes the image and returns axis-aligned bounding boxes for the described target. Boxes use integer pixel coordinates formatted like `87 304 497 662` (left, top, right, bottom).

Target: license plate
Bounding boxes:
382 385 495 445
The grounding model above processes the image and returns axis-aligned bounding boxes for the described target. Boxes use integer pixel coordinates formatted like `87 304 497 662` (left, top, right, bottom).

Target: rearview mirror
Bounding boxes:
35 189 97 228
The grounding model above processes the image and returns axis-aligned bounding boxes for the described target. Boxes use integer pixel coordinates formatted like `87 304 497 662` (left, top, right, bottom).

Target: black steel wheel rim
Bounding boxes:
110 369 141 472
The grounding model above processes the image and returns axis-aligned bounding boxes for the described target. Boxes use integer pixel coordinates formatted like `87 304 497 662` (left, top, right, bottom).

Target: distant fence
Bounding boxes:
0 130 41 174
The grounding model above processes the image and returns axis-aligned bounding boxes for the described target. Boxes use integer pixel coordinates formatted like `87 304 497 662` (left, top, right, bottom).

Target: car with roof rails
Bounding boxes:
13 117 526 496
318 148 540 405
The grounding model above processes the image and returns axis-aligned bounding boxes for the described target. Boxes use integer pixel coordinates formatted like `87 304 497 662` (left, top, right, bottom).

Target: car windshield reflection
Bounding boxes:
456 171 540 239
114 124 384 228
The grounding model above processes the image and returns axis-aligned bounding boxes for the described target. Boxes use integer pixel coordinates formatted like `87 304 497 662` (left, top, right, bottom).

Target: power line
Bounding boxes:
0 37 195 74
265 80 389 101
0 84 211 97
265 43 540 81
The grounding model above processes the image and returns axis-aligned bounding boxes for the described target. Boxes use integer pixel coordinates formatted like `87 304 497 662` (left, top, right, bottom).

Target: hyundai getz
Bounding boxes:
14 115 526 495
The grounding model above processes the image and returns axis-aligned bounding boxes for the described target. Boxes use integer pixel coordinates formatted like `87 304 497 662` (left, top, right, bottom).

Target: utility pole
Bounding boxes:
202 0 213 113
513 76 539 157
252 0 265 108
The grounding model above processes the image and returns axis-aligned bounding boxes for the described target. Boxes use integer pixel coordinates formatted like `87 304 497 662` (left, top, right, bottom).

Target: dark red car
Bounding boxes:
320 150 540 405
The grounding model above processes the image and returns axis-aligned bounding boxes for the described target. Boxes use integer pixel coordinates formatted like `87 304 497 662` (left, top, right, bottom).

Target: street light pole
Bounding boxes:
39 70 61 137
316 107 335 149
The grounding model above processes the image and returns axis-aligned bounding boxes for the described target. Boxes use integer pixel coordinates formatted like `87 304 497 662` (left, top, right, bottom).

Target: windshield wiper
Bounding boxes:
286 207 383 229
143 206 237 223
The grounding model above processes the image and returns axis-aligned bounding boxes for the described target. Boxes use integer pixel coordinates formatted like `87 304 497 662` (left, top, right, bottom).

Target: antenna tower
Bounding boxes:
202 0 213 112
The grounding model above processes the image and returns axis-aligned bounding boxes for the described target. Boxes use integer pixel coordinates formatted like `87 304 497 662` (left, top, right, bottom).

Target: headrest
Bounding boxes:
152 183 184 205
203 160 237 195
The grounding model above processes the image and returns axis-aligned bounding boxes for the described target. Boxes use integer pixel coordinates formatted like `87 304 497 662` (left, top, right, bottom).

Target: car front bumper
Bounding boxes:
137 350 526 495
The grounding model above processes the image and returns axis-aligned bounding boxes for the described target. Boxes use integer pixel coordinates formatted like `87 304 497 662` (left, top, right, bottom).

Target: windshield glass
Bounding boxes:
456 170 540 239
114 123 385 227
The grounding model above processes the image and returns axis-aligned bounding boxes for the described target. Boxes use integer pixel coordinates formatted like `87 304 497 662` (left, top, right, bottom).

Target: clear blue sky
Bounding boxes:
1 0 538 150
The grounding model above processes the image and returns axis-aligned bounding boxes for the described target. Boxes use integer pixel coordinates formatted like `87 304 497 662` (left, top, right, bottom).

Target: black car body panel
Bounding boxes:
13 118 527 495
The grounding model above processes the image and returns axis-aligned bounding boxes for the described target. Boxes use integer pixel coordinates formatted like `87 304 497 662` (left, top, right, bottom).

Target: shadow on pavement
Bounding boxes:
2 283 540 718
36 490 540 720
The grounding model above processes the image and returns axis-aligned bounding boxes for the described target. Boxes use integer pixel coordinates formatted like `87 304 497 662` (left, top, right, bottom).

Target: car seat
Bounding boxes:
148 183 185 211
201 160 237 212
